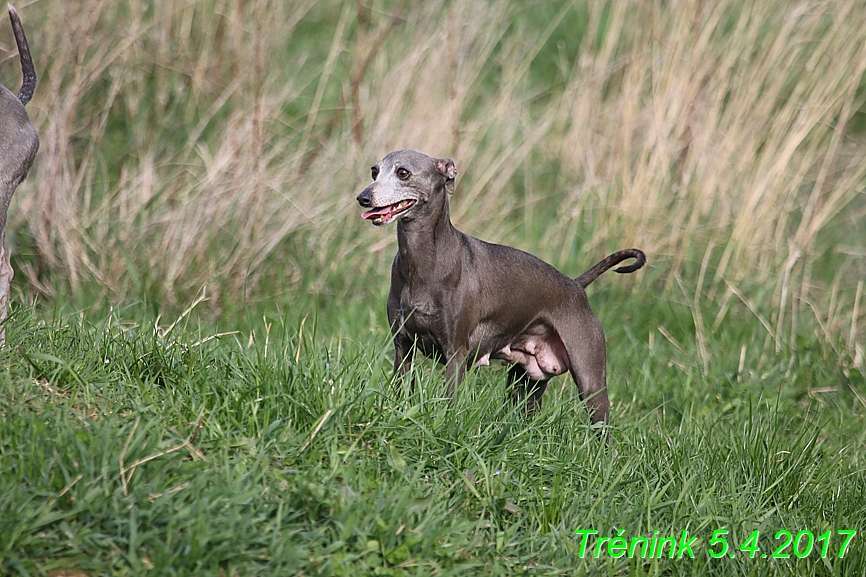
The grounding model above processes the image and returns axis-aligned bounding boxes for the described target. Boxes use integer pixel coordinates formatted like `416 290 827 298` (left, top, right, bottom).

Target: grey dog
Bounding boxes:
357 149 644 436
0 5 38 345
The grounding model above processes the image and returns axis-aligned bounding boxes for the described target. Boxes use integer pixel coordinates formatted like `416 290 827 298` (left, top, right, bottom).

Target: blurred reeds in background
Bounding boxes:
2 0 864 361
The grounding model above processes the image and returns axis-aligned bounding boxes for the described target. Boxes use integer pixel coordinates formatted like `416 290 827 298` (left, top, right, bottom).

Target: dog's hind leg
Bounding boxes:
507 365 549 415
557 313 611 439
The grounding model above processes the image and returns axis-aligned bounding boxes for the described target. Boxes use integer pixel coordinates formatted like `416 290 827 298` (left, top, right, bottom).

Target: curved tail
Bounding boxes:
576 248 646 288
8 5 36 106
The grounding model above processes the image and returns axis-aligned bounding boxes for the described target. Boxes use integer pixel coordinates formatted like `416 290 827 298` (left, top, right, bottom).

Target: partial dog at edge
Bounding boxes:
0 5 38 345
357 149 645 441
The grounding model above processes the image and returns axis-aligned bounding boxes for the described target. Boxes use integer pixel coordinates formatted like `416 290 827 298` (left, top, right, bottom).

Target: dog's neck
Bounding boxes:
396 191 461 281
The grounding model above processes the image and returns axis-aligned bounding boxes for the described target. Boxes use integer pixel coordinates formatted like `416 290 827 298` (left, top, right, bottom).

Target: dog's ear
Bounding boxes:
436 158 457 194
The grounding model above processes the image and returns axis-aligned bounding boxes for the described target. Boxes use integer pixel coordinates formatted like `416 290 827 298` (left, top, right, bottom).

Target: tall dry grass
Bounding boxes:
2 0 864 362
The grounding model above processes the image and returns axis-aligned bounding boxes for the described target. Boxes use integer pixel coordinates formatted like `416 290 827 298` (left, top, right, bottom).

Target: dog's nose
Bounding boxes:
357 189 373 207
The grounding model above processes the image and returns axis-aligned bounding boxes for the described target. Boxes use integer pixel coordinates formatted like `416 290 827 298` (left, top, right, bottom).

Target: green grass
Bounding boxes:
1 289 863 575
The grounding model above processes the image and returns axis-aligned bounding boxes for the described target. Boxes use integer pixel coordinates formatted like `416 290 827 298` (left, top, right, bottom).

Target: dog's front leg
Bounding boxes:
443 349 469 403
393 334 416 392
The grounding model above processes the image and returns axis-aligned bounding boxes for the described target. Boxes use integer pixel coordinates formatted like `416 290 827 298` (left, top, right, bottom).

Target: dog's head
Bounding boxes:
356 149 457 226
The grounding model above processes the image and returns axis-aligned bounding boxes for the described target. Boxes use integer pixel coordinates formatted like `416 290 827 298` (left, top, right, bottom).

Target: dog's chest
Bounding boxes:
392 287 451 358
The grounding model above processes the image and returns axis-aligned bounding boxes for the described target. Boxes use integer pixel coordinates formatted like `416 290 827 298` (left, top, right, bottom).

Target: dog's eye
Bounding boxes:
371 166 379 180
396 167 410 180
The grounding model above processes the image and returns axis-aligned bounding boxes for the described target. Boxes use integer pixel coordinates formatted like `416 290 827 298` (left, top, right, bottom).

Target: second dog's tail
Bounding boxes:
576 248 646 288
8 4 36 106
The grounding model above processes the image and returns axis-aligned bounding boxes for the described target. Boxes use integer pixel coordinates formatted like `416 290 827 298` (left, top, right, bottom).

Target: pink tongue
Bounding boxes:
362 206 394 220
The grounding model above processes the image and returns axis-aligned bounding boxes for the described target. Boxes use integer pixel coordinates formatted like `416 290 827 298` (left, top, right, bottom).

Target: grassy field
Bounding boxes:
1 295 864 575
1 0 865 575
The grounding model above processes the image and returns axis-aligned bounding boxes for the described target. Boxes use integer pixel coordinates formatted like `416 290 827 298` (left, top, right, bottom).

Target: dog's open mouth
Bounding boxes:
361 199 416 226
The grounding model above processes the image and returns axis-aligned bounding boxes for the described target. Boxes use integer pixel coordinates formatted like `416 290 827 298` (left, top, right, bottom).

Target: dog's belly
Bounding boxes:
476 323 571 381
